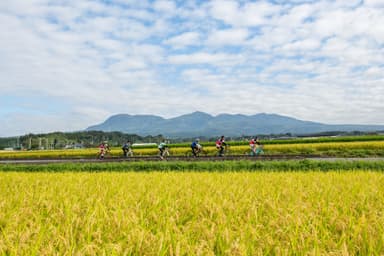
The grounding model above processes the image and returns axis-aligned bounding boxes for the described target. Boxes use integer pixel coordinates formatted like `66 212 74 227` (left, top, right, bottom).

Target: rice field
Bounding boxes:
1 169 384 255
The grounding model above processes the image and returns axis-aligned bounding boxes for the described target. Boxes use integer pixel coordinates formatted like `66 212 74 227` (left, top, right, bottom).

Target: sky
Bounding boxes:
1 0 384 137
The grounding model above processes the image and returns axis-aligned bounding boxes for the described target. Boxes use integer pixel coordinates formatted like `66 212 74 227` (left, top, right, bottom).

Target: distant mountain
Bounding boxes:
86 111 384 137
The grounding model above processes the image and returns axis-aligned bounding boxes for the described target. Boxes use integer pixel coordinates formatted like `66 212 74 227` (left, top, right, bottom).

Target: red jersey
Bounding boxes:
216 139 223 148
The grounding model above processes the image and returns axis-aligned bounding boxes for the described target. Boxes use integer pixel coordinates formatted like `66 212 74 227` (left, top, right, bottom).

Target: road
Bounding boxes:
1 155 384 165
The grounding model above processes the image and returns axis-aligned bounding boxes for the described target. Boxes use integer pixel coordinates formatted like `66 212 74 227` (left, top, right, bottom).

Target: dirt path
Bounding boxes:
1 155 384 165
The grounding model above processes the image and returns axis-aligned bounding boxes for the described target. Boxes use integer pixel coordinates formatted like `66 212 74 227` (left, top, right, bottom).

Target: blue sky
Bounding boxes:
0 0 383 136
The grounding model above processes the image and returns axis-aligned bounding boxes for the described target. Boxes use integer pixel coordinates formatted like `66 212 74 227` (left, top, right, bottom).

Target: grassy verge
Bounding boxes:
2 160 384 172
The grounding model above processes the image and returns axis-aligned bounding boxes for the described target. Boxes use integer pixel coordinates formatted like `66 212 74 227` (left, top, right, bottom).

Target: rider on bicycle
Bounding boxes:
249 137 257 156
191 138 202 157
249 137 261 156
122 140 132 157
98 141 109 159
254 137 263 154
158 140 168 159
216 135 227 156
98 142 106 159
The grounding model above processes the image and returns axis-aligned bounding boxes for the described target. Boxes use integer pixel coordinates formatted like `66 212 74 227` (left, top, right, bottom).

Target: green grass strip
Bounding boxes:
1 160 384 172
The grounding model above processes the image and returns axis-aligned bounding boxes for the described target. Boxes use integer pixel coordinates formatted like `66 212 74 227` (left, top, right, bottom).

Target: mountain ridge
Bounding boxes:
86 111 384 138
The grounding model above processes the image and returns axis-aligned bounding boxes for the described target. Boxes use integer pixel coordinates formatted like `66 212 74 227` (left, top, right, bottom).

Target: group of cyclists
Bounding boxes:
98 136 263 159
191 135 263 157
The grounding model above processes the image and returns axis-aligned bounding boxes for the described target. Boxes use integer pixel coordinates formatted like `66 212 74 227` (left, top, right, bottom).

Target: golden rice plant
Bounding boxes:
0 171 384 255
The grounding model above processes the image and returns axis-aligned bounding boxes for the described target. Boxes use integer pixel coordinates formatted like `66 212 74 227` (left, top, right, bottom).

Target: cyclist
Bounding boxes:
158 140 168 159
216 135 227 156
122 140 133 157
98 142 106 159
255 137 264 155
104 141 111 156
249 137 257 156
190 138 202 157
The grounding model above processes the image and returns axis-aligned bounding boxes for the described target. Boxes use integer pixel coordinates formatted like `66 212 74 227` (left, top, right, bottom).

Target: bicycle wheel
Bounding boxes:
199 149 208 157
185 151 194 157
243 150 252 156
125 149 133 157
224 145 231 156
255 145 264 155
216 149 224 157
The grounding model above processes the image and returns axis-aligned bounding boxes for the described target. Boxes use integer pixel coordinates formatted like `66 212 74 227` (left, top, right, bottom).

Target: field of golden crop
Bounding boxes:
1 171 384 255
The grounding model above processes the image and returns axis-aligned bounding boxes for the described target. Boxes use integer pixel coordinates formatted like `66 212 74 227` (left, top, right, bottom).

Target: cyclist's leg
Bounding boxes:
191 146 196 156
216 146 222 156
159 149 163 158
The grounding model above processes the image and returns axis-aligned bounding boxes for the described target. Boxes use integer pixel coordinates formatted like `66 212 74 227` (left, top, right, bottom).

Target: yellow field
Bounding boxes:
1 171 384 255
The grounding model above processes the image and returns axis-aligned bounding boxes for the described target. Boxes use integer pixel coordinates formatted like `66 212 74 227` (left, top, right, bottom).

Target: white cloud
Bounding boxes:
364 0 384 7
206 28 249 46
164 32 201 48
280 38 321 52
168 52 244 65
210 0 282 27
153 0 176 13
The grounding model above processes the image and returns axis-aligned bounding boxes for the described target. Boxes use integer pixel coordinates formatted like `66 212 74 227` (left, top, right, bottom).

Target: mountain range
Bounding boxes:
86 112 384 138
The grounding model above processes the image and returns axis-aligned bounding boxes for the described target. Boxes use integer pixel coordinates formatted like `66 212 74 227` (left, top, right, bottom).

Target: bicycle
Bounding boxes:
97 147 111 159
159 147 170 160
216 144 230 157
97 150 105 159
255 145 264 155
122 148 133 157
185 146 207 157
245 144 264 156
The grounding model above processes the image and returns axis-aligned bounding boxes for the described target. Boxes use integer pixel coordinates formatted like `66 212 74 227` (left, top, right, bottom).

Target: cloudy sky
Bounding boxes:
1 0 383 136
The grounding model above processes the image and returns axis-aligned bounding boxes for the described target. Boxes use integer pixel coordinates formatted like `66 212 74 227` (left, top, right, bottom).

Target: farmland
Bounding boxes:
1 166 384 255
1 136 384 255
